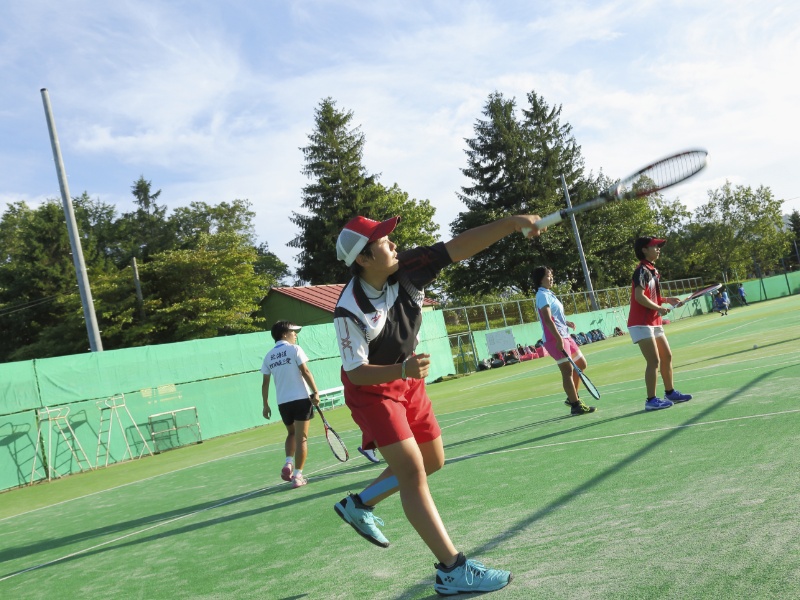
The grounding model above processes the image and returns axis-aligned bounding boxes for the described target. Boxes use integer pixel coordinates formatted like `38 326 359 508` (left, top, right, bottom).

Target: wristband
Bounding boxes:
401 358 408 381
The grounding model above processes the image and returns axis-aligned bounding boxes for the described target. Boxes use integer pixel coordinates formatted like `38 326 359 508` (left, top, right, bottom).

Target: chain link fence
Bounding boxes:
443 277 703 374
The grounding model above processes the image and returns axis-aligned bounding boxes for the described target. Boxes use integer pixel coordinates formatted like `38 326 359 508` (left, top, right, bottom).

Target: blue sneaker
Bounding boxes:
334 494 389 548
665 389 692 403
434 554 512 596
645 397 674 411
358 446 381 464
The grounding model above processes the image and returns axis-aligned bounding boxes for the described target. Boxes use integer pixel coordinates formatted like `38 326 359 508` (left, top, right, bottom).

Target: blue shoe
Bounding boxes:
434 554 512 596
645 397 674 411
358 446 381 464
665 389 692 403
334 494 389 548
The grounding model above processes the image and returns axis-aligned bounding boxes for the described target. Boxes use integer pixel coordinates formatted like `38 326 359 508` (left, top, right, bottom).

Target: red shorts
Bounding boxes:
341 369 441 451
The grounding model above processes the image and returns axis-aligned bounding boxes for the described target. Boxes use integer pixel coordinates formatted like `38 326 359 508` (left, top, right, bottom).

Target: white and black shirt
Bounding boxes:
334 243 452 372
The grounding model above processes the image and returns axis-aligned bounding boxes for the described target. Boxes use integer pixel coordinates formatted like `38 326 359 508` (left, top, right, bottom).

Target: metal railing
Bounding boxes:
442 277 703 373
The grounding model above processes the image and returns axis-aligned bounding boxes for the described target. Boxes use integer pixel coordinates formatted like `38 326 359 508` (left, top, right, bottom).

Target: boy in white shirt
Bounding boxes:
261 321 320 488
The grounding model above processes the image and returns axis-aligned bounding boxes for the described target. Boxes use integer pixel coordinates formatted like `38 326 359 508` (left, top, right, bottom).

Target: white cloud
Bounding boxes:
2 0 799 272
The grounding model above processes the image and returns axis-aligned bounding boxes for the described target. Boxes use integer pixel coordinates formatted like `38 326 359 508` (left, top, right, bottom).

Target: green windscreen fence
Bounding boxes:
469 279 758 362
0 311 454 491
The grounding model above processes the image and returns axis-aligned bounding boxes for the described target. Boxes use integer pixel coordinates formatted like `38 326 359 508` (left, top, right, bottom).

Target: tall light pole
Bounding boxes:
558 174 599 311
41 88 103 352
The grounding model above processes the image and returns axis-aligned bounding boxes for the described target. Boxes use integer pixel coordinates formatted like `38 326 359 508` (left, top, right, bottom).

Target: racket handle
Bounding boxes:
535 212 564 229
522 211 564 237
665 300 683 313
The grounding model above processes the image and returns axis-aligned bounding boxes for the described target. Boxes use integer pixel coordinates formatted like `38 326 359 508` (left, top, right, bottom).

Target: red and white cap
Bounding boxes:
634 236 666 251
336 216 400 266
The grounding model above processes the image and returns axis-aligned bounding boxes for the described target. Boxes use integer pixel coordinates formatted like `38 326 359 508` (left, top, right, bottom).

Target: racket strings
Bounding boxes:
327 431 349 462
620 150 707 196
580 374 600 400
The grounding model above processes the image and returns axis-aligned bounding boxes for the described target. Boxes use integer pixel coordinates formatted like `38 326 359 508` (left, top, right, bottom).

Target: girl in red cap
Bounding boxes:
332 213 541 595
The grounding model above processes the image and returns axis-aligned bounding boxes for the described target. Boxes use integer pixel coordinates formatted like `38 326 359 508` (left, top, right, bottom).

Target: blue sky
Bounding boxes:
2 1 799 272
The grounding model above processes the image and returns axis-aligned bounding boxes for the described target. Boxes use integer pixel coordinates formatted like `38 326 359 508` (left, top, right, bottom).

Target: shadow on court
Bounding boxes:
445 410 643 459
678 336 800 367
0 457 382 577
460 365 789 562
444 414 570 449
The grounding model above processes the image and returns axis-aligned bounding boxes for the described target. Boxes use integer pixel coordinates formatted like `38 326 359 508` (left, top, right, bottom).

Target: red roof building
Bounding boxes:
261 284 437 327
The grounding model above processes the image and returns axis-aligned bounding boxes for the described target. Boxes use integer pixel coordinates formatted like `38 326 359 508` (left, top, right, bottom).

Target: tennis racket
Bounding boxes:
563 351 601 400
522 149 708 234
314 404 349 462
667 283 722 311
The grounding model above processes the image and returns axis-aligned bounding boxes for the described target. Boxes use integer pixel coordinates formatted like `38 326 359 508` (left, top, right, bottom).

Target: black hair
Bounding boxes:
532 266 552 291
634 236 665 261
348 242 375 279
271 320 297 342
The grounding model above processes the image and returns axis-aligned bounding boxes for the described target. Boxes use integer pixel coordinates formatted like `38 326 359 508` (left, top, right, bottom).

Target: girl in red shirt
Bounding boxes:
627 237 693 411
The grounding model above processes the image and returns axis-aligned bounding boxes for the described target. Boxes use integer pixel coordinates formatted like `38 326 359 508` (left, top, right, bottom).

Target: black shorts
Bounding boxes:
278 398 314 426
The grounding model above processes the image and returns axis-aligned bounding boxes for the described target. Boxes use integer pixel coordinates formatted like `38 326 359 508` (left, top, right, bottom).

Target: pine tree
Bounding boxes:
290 98 379 284
447 91 586 298
290 98 438 284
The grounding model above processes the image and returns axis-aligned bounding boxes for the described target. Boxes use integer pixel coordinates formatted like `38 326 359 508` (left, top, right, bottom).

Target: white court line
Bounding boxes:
451 408 800 460
5 406 797 583
688 316 768 345
0 481 280 583
0 427 359 525
441 414 486 429
464 322 790 390
0 442 282 524
5 347 797 524
437 350 800 423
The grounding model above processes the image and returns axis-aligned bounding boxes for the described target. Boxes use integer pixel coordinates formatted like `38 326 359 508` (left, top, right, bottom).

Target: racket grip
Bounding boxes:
522 212 563 237
665 300 683 313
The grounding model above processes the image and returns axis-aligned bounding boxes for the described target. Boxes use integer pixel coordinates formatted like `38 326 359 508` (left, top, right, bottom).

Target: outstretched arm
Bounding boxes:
444 215 541 263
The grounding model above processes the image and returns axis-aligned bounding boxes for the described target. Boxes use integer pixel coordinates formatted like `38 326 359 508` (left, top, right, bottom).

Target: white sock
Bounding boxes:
285 457 293 464
293 469 302 477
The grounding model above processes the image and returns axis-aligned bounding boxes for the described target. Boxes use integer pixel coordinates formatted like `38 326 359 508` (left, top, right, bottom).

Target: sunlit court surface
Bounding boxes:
2 296 799 599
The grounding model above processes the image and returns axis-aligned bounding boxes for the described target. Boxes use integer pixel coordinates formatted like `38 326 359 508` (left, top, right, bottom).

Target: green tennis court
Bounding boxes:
2 295 799 599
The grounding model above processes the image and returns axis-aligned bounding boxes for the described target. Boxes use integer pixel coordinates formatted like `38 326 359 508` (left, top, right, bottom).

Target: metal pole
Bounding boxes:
131 257 146 322
40 88 103 352
558 174 599 310
781 257 790 294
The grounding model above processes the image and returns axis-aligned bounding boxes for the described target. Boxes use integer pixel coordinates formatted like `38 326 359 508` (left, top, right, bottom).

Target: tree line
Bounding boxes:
1 91 798 362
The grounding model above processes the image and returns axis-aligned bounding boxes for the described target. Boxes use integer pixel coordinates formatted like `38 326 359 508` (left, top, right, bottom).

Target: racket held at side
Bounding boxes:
562 351 601 400
314 404 349 462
